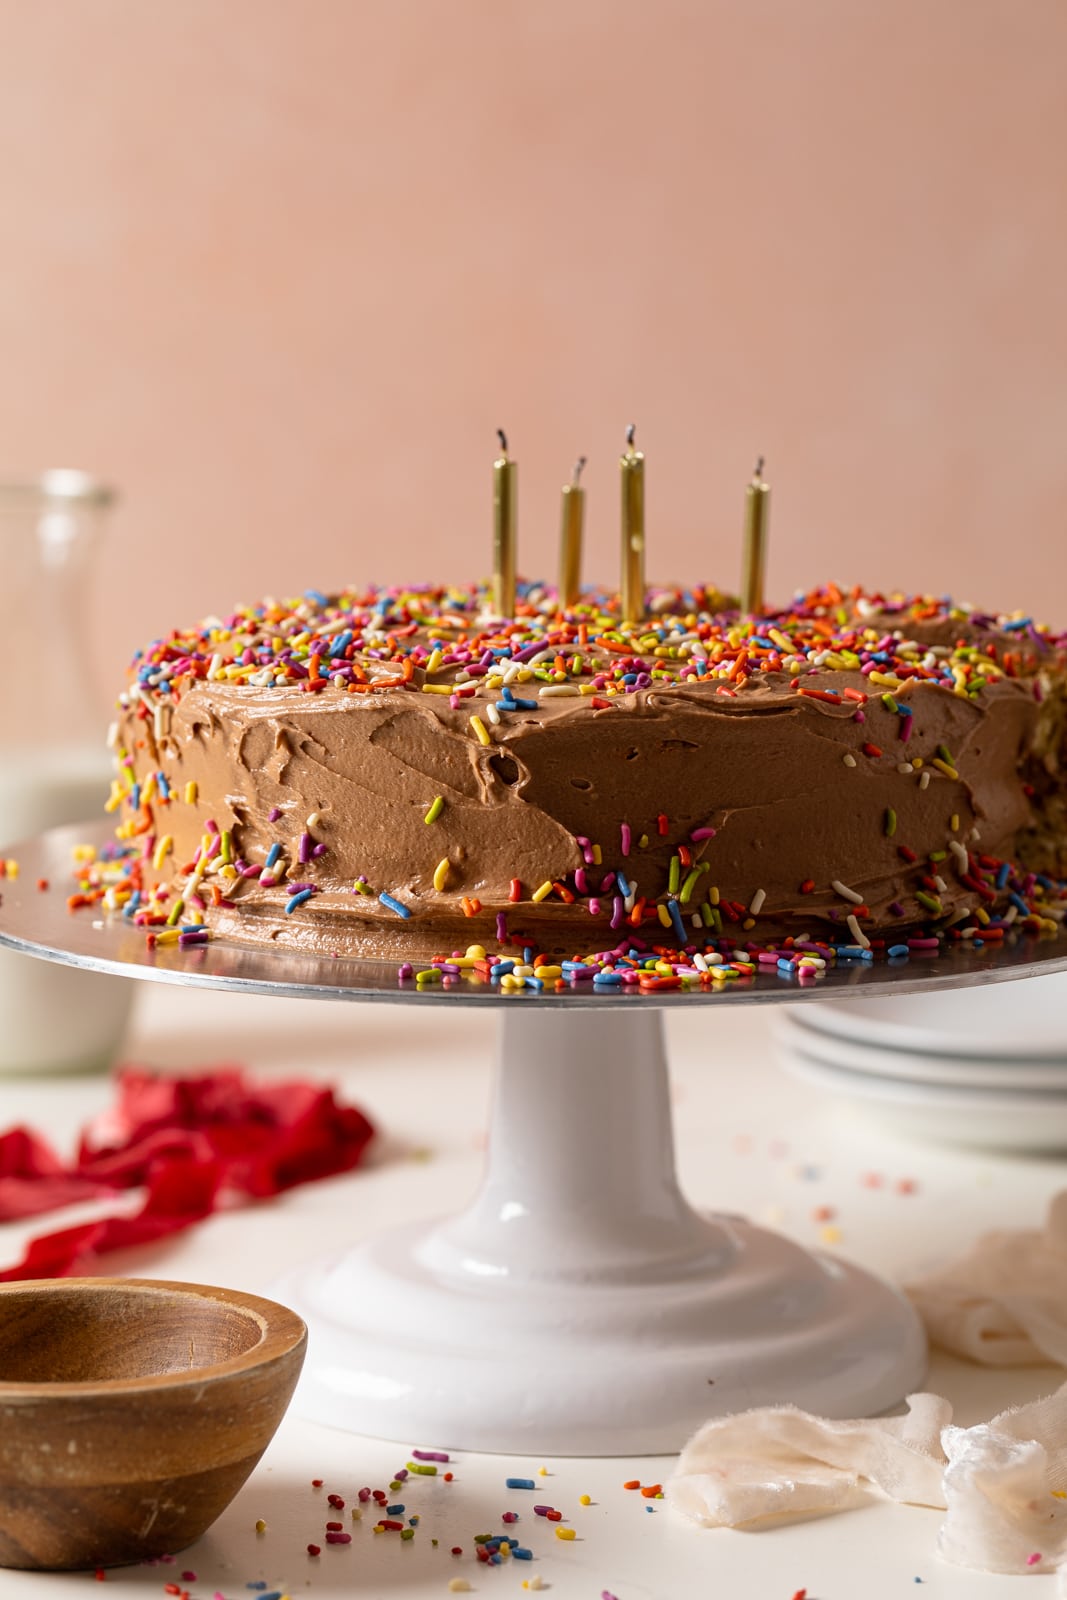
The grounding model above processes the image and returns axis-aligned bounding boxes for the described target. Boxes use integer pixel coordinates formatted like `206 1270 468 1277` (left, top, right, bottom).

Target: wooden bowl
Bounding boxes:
0 1277 307 1570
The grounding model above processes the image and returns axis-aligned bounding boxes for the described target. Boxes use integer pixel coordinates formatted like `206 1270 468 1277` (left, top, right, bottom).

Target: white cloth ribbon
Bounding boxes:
669 1194 1067 1576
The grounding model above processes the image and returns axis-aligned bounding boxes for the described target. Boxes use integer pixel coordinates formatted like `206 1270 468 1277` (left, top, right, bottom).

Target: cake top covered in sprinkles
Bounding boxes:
122 582 1066 708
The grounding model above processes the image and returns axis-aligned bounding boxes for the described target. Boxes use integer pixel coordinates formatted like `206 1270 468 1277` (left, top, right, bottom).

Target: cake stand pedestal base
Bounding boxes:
277 1007 926 1455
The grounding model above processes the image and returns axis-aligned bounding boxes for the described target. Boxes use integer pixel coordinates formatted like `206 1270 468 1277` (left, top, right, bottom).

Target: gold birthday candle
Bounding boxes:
558 456 586 609
493 428 517 618
619 424 645 623
741 456 770 616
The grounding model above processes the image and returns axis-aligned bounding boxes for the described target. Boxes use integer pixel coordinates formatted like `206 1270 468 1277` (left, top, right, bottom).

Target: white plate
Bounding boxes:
793 970 1067 1059
773 1010 1067 1090
779 1040 1067 1151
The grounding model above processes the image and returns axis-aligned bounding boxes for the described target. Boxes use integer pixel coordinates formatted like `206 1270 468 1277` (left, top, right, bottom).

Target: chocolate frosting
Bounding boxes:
112 584 1067 961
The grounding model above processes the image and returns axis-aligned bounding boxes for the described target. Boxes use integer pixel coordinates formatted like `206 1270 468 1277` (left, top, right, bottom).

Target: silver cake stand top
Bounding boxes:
1 821 1065 1008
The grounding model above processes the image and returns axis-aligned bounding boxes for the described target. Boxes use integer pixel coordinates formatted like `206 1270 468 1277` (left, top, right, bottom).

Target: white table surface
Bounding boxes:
2 983 1065 1600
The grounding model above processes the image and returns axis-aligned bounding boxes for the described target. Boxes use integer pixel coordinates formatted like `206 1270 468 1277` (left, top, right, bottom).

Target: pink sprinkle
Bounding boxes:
620 823 632 856
268 806 282 821
690 827 716 841
326 1531 352 1545
412 1449 450 1462
502 1511 518 1522
1027 1552 1042 1566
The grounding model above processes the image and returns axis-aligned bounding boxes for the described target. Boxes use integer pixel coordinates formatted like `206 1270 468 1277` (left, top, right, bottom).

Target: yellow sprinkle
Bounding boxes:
220 830 233 864
950 813 959 832
932 758 960 781
469 714 491 746
421 682 453 694
536 964 563 979
255 1518 267 1533
819 1225 843 1246
448 1582 472 1594
591 844 602 865
425 648 443 673
579 1493 592 1505
657 903 672 928
555 1526 576 1540
531 881 554 902
182 780 198 804
433 858 451 892
538 1466 549 1476
152 835 173 871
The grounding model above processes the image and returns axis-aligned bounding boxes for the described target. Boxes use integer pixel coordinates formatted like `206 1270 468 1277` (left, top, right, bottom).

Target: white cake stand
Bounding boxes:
4 822 1066 1455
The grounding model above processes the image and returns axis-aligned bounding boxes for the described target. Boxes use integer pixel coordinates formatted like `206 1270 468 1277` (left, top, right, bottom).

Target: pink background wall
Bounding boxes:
1 1 1065 696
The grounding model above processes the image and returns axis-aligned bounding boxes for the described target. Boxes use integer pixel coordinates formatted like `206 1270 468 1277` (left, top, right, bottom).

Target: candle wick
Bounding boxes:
573 456 587 486
754 455 765 478
625 423 637 450
497 428 509 456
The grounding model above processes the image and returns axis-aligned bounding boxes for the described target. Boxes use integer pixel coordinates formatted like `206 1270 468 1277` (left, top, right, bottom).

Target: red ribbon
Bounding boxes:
0 1066 375 1280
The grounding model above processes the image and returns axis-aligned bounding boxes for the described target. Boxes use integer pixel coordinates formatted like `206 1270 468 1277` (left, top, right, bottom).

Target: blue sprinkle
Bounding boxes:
510 695 537 710
285 888 314 913
305 589 329 606
593 971 622 985
328 629 353 658
667 899 687 941
1010 892 1031 915
513 1547 533 1559
379 891 411 918
506 1477 536 1489
491 960 515 978
616 870 632 898
157 773 170 798
265 842 282 869
525 975 544 991
995 861 1011 889
386 1503 405 1514
888 943 911 958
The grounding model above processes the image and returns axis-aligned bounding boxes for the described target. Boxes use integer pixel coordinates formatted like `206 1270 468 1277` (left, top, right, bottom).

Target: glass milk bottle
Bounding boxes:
0 471 133 1073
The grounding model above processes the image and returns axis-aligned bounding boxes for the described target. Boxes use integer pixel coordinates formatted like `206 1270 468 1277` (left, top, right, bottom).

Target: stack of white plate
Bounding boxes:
773 972 1067 1151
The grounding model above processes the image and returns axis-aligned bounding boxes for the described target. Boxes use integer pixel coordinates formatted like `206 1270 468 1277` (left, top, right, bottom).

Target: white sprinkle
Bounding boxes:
693 952 709 972
933 874 948 894
919 770 931 790
1003 904 1019 925
896 762 912 775
949 840 969 870
106 720 119 749
539 684 581 697
748 888 767 915
486 702 501 725
306 811 320 829
831 878 864 905
846 914 871 948
842 753 857 768
207 652 223 681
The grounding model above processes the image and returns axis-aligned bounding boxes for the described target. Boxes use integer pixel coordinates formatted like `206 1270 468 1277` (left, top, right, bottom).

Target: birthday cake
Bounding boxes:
104 583 1067 972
